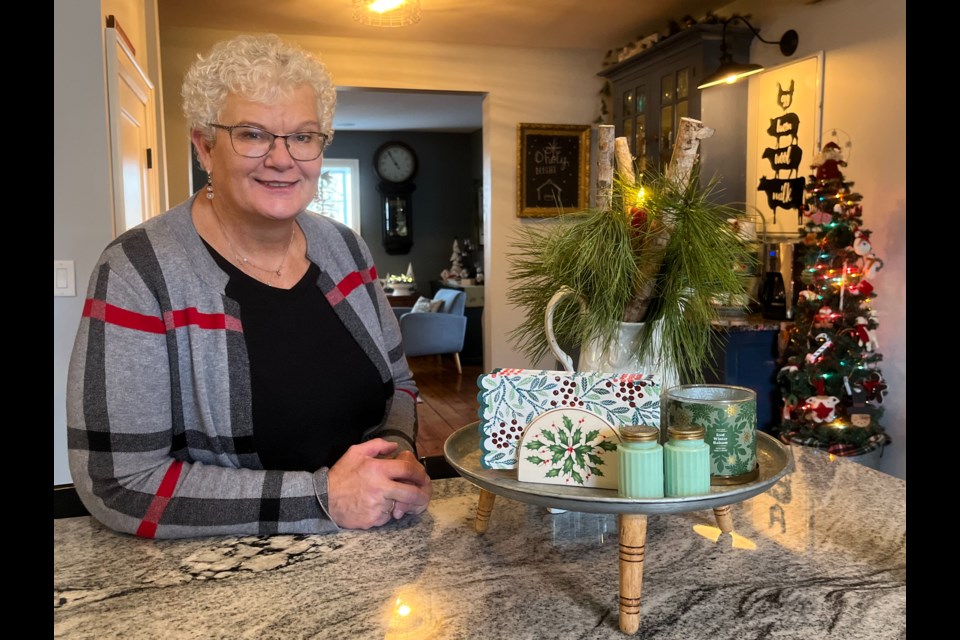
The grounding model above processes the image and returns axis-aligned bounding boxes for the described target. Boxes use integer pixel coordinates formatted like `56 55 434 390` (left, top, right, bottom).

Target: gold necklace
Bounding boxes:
212 206 295 285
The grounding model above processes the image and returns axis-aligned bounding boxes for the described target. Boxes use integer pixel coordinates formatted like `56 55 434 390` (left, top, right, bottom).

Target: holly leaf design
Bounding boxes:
584 429 600 444
545 468 560 478
526 456 546 465
589 466 604 477
571 469 584 485
598 441 618 452
562 455 574 475
549 445 566 464
542 430 556 443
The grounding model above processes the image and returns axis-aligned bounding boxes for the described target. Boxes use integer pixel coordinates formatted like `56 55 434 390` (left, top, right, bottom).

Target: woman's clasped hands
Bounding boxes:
326 438 433 529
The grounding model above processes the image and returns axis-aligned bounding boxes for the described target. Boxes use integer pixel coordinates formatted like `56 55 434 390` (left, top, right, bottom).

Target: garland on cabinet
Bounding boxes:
595 12 745 124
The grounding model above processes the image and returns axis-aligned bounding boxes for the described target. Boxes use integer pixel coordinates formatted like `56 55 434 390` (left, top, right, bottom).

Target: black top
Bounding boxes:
203 239 389 471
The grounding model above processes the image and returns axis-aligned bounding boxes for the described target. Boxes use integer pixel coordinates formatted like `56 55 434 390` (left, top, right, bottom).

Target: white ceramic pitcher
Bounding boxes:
544 286 679 389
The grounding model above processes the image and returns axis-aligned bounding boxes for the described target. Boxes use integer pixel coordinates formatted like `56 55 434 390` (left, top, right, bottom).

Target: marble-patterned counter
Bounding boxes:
54 444 905 639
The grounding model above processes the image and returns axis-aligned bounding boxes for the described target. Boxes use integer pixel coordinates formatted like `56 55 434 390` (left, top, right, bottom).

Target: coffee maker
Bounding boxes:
759 240 798 320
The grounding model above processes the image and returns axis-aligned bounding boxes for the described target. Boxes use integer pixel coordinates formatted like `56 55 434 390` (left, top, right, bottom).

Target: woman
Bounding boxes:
67 34 431 538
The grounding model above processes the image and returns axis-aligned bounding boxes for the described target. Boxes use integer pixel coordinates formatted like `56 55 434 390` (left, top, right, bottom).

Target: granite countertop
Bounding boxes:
54 445 905 639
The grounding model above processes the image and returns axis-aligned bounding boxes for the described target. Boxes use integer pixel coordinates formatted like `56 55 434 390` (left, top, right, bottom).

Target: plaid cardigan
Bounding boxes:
67 196 418 538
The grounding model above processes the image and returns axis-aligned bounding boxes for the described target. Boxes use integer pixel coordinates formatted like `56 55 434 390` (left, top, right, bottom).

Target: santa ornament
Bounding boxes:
852 228 872 256
812 141 846 182
813 306 835 328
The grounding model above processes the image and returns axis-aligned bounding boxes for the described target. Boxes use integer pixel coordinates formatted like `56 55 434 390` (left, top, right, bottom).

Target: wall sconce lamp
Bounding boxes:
352 0 422 28
697 16 799 89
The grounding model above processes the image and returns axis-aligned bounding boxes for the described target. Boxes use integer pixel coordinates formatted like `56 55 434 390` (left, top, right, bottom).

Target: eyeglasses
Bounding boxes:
208 123 329 161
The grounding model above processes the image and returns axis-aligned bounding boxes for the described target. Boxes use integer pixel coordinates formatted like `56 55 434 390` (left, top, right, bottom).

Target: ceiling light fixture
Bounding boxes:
352 0 421 28
697 15 799 90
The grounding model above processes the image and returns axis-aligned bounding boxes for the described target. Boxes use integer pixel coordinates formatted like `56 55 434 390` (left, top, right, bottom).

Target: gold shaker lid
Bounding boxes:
667 424 706 440
619 425 660 442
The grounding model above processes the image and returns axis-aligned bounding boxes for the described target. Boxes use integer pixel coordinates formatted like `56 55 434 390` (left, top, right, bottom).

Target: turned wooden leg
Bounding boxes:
453 352 462 375
618 513 647 634
713 505 734 534
474 489 496 534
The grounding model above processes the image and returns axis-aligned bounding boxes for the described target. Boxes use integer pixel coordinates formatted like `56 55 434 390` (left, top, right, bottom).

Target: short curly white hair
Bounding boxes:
182 34 336 146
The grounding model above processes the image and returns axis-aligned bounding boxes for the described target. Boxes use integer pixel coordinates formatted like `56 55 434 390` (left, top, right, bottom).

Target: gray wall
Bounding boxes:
327 130 483 291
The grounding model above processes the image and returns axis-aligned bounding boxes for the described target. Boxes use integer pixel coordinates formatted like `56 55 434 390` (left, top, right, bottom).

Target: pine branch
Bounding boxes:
506 160 752 384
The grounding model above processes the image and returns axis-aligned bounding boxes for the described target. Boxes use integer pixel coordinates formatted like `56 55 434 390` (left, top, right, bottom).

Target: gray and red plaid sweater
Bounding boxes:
67 196 418 538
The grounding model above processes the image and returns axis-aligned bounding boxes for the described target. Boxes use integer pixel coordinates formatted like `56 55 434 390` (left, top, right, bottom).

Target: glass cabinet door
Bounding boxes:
658 67 691 173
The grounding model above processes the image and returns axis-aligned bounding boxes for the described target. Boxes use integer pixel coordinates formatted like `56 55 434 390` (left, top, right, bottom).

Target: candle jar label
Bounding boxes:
664 385 759 484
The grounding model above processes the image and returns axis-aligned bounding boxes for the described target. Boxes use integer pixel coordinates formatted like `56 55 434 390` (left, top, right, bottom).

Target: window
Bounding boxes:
306 158 361 234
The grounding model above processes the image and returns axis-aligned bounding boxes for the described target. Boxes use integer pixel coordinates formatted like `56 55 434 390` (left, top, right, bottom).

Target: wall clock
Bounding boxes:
373 141 418 184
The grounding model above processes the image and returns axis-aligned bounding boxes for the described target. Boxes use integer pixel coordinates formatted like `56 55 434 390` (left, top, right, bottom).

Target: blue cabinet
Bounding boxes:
703 327 782 433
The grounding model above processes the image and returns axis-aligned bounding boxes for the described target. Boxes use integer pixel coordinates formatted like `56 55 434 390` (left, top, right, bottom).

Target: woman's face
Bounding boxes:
194 85 323 223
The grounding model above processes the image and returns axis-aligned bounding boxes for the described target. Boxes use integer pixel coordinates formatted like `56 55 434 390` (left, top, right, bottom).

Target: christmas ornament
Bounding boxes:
862 372 887 404
805 334 833 364
813 306 835 328
848 385 871 428
853 280 874 297
797 290 817 303
853 316 879 352
862 254 883 279
804 394 840 422
806 208 832 225
812 141 846 182
853 229 872 256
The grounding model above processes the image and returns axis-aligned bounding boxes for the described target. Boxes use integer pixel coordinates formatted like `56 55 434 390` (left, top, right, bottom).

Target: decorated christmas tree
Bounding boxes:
775 135 888 453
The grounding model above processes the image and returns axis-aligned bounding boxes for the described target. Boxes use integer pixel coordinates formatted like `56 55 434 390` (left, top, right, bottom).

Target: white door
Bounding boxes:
105 27 159 237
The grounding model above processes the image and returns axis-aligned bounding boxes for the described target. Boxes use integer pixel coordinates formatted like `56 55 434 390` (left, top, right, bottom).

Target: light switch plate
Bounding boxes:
54 260 76 297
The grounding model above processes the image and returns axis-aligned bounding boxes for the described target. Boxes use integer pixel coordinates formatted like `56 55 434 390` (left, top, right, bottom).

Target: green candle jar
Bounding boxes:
664 425 711 497
617 425 664 498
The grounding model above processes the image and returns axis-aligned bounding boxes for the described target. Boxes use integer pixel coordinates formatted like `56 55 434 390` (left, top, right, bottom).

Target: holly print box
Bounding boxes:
477 369 662 480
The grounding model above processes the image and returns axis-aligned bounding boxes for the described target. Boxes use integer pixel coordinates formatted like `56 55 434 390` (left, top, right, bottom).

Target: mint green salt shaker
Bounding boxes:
618 425 664 498
664 425 711 497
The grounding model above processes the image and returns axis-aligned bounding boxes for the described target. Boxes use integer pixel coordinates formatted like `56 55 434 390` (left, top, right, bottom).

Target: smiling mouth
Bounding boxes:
258 180 298 188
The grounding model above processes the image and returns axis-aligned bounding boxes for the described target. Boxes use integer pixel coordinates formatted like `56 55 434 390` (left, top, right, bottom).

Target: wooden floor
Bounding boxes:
409 355 484 458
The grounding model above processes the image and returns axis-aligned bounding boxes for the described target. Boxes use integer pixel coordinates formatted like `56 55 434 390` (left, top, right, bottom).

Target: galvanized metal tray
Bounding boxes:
444 422 794 515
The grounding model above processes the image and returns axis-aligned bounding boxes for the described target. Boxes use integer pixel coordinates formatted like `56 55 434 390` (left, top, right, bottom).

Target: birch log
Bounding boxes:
596 124 615 211
667 117 714 187
620 118 713 322
614 137 635 187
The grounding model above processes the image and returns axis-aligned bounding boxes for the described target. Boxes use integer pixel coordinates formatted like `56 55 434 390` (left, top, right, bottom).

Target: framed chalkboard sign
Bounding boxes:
517 123 591 218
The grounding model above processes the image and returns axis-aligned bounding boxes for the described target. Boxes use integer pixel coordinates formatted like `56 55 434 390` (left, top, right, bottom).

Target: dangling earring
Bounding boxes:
206 173 214 200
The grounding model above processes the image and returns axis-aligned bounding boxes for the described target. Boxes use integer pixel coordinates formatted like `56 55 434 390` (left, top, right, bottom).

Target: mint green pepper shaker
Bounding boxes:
618 425 664 498
664 425 711 497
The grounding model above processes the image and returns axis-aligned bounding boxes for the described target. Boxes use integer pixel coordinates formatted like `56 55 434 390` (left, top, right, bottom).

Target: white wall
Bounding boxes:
54 0 114 485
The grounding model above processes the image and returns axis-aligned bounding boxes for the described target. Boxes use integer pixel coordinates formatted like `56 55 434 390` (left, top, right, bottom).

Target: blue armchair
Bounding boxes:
393 289 468 374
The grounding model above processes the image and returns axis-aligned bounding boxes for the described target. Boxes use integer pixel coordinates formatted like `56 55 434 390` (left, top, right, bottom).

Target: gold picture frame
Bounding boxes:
517 123 591 218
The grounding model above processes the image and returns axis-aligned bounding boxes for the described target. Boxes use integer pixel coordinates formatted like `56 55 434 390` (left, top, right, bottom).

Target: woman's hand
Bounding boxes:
327 438 432 529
